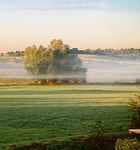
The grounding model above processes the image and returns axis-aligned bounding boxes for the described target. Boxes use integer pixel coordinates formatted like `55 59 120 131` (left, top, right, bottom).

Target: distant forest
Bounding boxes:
1 48 140 59
68 48 140 59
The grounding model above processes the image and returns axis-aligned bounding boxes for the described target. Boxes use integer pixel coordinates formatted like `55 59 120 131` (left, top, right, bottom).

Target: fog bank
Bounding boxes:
0 55 140 83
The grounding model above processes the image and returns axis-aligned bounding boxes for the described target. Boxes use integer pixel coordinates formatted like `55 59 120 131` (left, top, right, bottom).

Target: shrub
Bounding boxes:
115 138 140 150
129 94 140 128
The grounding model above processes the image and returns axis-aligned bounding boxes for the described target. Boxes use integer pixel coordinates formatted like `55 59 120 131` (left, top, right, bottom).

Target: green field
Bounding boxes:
0 85 140 149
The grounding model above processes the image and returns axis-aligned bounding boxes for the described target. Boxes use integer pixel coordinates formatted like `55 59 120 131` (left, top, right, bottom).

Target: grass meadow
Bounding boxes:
0 85 140 149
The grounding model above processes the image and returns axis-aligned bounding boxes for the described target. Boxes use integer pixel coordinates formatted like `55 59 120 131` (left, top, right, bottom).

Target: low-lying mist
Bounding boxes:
0 55 140 83
80 55 140 83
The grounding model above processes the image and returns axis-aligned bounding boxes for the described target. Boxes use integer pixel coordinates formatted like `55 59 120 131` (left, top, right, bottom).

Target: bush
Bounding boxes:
115 138 140 150
129 94 140 128
72 134 126 150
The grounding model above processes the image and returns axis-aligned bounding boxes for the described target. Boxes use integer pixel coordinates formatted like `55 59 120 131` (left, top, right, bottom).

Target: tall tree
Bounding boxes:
24 39 87 84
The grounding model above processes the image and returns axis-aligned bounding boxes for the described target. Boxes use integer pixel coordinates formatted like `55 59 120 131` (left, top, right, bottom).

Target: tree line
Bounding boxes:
1 48 140 59
69 48 140 59
0 51 24 57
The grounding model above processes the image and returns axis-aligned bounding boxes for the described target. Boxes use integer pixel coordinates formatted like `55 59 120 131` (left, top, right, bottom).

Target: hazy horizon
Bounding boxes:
0 55 140 83
0 0 140 51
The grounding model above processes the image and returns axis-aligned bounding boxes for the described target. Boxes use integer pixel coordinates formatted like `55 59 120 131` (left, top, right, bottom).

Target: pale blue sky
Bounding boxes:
0 0 140 51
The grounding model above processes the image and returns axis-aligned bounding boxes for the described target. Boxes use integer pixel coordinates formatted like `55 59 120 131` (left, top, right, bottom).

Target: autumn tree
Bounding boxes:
24 39 87 84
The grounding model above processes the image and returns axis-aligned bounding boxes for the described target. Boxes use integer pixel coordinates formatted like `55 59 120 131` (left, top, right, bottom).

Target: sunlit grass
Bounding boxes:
0 85 139 148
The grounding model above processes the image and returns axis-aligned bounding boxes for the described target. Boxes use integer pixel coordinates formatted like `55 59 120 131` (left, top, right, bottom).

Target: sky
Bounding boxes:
0 0 140 51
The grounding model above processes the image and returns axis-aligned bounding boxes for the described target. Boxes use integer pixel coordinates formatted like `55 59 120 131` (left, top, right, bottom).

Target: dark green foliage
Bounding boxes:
129 94 140 128
87 120 115 150
94 120 106 136
89 119 106 145
84 135 118 150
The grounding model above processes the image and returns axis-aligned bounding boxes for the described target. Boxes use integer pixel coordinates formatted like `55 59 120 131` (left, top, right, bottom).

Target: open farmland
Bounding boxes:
0 85 140 148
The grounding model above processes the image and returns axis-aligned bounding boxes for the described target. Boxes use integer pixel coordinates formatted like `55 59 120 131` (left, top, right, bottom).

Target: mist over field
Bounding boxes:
80 55 140 83
0 60 28 79
0 55 140 83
